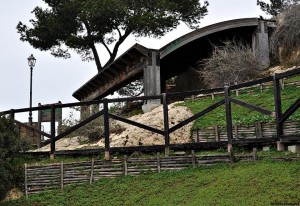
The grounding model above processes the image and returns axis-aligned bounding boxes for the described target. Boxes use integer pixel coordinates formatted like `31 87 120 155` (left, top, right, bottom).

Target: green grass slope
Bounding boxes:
3 158 300 206
178 81 300 130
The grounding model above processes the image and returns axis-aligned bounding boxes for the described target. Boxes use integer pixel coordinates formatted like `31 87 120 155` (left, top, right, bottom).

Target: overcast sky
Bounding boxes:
0 0 268 115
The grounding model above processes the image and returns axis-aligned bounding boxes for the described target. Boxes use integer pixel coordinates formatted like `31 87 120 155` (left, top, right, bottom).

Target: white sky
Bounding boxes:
0 0 268 114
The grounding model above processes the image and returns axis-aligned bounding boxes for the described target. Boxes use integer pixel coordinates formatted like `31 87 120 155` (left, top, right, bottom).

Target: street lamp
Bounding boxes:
27 54 36 126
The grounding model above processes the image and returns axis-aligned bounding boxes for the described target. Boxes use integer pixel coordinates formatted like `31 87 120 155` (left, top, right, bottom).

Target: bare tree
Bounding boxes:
270 4 300 64
198 41 263 88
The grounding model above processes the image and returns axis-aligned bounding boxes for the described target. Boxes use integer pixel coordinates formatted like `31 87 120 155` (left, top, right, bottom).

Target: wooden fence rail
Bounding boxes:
1 67 300 158
24 151 256 196
192 120 300 143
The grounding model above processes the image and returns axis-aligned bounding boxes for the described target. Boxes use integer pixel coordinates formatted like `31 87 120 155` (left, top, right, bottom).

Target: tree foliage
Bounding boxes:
270 4 300 64
17 0 208 72
198 41 263 88
257 0 299 16
0 117 28 201
117 80 144 97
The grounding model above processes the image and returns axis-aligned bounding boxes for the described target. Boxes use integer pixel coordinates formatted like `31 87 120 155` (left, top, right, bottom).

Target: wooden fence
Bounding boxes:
1 67 300 158
192 121 300 142
24 151 257 196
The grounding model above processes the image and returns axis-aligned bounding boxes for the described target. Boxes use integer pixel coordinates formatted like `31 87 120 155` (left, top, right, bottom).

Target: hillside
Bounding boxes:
179 73 300 130
2 155 300 206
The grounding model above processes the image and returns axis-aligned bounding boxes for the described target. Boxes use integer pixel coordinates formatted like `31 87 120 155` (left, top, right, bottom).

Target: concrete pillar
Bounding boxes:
252 20 270 68
142 50 161 113
288 145 300 153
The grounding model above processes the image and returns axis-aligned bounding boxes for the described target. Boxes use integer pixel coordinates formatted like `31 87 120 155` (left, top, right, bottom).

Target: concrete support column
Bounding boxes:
288 145 300 153
142 50 161 113
252 20 270 68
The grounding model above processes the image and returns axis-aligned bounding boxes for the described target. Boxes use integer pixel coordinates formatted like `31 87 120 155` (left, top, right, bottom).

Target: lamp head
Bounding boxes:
27 54 36 67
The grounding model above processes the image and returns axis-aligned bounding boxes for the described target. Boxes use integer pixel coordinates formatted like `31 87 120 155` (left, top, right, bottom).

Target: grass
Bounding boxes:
2 154 300 206
178 83 300 130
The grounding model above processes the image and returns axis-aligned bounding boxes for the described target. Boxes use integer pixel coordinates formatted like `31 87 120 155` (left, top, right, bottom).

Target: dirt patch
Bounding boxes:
32 103 193 151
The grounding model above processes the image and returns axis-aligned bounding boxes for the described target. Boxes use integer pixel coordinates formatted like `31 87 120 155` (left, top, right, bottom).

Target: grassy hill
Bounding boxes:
178 77 300 130
2 154 300 206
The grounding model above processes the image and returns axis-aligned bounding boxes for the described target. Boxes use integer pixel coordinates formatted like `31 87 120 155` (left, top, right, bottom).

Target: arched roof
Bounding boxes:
160 18 275 81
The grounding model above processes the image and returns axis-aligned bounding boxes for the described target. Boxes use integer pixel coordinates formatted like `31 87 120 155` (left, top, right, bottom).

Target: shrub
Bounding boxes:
0 116 28 201
270 4 300 65
198 41 263 88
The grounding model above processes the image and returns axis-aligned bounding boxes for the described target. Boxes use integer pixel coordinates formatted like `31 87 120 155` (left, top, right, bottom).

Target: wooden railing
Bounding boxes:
1 67 300 159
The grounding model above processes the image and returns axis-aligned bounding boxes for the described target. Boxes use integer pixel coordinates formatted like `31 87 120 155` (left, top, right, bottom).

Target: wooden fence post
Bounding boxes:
162 93 170 157
214 125 220 142
255 122 263 138
124 155 128 176
229 146 235 163
24 163 28 198
37 103 42 148
60 162 64 189
103 99 110 160
50 104 56 160
224 86 233 151
191 150 196 168
234 124 239 139
157 152 161 173
253 148 258 161
259 84 263 93
90 159 95 184
273 74 283 140
280 78 285 90
196 129 200 142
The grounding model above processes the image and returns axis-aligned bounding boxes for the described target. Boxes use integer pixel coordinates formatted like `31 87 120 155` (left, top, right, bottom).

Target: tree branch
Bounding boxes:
101 40 112 56
116 27 122 38
90 44 102 72
104 29 132 68
83 21 103 72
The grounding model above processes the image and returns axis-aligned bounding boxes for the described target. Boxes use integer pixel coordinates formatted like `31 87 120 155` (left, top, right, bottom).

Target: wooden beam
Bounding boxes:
169 99 225 133
273 74 283 139
55 110 104 141
229 97 273 116
108 113 164 135
224 86 233 144
280 98 300 123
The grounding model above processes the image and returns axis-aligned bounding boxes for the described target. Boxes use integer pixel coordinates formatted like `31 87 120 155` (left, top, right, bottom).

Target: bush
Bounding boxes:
198 41 263 88
0 116 28 201
270 4 300 64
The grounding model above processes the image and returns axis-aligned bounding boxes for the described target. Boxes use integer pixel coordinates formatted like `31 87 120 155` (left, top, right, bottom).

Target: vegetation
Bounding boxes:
257 0 299 16
178 78 300 130
117 80 144 97
60 106 105 142
17 0 208 72
3 156 300 206
270 4 300 65
0 117 29 201
198 41 263 88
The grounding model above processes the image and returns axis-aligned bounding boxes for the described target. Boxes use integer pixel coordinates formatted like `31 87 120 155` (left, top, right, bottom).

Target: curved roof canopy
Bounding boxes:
73 18 276 101
159 18 275 80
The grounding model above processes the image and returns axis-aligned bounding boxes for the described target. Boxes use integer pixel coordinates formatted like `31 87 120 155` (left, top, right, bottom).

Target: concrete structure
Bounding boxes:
142 50 161 112
73 18 276 107
288 145 300 153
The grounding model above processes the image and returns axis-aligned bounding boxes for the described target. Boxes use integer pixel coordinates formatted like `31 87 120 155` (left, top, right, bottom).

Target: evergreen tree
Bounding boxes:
0 116 28 201
17 0 208 73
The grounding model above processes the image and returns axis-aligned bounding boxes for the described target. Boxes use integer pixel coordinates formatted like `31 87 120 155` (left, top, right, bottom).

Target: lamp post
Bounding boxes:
27 54 36 126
